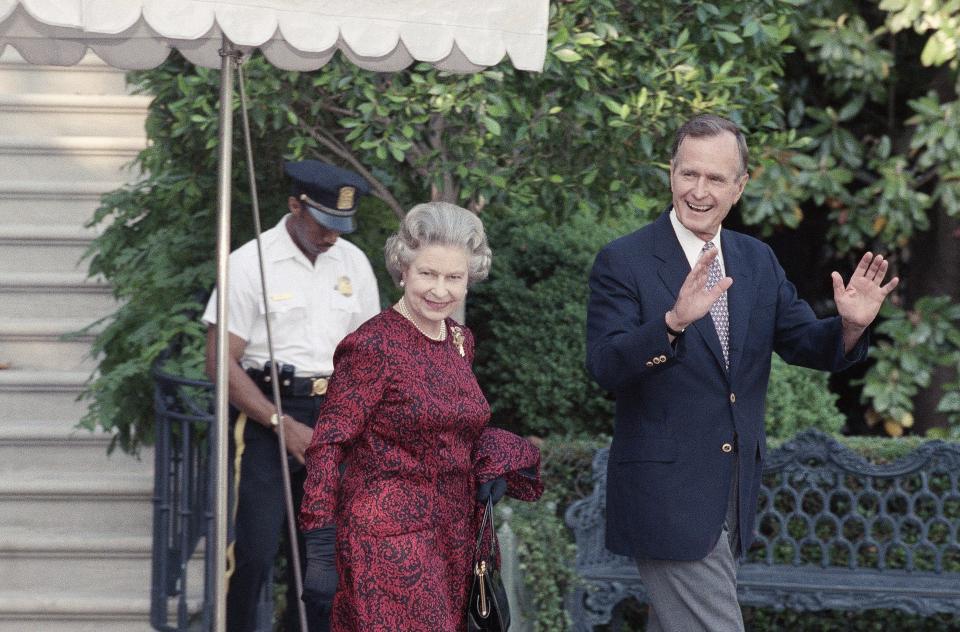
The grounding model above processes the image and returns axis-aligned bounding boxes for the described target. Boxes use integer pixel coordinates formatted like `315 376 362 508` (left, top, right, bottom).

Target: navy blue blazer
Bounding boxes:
586 211 867 561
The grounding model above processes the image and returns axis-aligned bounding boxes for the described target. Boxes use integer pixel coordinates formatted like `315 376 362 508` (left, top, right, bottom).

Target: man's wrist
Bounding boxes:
840 317 866 335
665 310 687 337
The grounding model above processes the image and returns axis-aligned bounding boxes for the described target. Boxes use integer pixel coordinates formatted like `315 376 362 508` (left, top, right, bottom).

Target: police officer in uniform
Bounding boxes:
202 160 380 632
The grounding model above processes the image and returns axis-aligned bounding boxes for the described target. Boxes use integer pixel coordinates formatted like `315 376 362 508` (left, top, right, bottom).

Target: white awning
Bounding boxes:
0 0 549 71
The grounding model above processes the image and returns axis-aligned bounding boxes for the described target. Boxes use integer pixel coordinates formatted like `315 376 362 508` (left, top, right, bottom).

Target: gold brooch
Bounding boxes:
451 326 465 357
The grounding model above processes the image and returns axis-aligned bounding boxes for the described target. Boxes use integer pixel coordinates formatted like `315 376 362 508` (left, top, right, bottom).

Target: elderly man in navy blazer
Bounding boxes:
586 114 899 631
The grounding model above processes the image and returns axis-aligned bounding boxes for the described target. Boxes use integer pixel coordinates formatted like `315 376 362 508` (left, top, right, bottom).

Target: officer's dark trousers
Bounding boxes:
226 394 326 632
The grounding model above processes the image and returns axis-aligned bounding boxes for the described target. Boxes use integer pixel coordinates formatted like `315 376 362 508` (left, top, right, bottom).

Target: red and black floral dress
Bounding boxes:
300 308 543 632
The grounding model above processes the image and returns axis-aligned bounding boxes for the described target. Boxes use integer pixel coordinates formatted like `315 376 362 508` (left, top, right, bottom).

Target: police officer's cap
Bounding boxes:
284 160 370 234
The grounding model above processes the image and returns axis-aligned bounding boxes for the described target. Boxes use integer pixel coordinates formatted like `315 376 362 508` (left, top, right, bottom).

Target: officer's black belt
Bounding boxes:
246 368 331 397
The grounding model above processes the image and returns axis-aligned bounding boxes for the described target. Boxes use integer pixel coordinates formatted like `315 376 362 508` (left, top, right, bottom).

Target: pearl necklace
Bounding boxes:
396 296 447 341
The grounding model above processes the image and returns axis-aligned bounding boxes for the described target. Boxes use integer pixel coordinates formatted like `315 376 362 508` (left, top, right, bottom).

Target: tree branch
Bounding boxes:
404 141 433 179
427 114 460 203
317 104 360 118
300 125 406 219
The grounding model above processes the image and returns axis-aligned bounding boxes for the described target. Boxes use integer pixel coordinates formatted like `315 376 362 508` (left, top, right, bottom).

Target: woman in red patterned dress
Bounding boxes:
299 202 543 631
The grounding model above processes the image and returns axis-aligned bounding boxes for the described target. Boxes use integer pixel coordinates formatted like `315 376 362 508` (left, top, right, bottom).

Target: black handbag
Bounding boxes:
466 497 511 631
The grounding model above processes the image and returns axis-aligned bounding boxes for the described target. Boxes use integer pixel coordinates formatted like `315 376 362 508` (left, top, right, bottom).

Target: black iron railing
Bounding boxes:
150 365 215 631
150 362 276 631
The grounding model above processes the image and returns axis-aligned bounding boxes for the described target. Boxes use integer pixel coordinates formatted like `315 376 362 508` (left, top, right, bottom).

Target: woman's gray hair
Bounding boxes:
384 202 492 285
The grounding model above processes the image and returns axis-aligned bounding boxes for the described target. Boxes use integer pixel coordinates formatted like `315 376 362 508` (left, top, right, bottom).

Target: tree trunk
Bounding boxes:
905 207 960 434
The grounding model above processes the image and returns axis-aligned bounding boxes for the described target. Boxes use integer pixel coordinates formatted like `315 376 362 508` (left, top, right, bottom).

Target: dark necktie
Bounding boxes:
702 241 730 368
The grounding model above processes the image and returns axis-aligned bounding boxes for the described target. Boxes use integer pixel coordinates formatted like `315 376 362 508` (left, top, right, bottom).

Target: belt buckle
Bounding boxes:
311 377 329 397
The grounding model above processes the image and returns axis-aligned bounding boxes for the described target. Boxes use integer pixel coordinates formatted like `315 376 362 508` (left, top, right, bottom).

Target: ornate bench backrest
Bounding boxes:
565 430 960 575
751 429 960 572
564 447 629 573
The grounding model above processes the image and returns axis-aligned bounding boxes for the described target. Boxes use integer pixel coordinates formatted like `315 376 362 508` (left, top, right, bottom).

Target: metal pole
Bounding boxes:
213 38 237 632
236 59 310 632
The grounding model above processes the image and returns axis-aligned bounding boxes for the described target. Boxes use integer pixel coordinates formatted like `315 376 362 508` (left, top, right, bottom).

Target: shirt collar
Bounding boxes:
269 214 343 266
669 206 724 273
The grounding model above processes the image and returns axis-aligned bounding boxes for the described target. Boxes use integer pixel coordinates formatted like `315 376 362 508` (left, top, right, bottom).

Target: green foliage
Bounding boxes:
538 0 809 229
859 297 960 435
88 0 824 448
504 498 574 632
468 209 630 437
780 1 960 437
82 0 960 447
79 55 396 451
764 353 845 439
781 5 935 255
883 0 960 68
506 437 604 631
907 93 960 221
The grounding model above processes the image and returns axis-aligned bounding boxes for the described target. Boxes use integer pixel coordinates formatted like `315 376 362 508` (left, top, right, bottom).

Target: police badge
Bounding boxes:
335 276 353 297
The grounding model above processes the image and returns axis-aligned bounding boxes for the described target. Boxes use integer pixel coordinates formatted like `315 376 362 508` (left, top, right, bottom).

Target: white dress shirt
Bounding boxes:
669 207 726 275
203 214 380 375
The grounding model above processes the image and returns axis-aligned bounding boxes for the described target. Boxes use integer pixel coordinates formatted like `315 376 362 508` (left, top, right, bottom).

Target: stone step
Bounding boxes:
0 135 145 182
0 315 99 374
0 419 151 476
0 338 97 373
0 369 91 422
0 48 129 95
0 224 96 274
0 93 151 137
0 45 163 631
0 592 155 632
0 531 152 595
0 272 115 321
0 471 152 536
0 179 123 226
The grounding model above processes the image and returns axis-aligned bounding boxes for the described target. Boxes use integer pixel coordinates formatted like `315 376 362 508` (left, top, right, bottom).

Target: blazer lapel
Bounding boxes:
654 212 687 302
721 231 756 378
653 211 727 372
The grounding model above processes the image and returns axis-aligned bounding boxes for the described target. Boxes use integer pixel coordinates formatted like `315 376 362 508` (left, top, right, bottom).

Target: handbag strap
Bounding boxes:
473 497 498 562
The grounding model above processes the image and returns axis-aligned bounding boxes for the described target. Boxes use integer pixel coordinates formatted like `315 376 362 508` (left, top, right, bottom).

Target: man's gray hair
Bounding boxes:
671 114 749 176
384 202 492 285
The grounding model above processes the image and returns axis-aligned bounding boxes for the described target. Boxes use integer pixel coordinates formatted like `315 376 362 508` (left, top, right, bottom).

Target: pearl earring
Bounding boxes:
400 279 405 287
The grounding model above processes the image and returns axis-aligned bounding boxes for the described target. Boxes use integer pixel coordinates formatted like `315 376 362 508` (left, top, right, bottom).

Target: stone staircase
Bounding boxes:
0 48 157 630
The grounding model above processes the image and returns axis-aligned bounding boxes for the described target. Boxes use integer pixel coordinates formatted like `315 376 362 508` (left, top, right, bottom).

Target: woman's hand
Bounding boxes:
476 477 507 505
302 525 337 613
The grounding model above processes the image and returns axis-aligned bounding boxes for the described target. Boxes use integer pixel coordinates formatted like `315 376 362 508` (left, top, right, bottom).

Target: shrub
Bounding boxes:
469 208 634 438
504 437 604 632
764 353 846 440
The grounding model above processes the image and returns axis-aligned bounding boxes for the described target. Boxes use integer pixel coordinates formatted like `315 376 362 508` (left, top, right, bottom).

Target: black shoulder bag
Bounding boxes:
466 497 511 631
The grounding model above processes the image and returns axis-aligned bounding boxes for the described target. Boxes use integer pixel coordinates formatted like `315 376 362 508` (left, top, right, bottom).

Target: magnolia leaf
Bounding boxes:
482 116 502 137
553 48 583 63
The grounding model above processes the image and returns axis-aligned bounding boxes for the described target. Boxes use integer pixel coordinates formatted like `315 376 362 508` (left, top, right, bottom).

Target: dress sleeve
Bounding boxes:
299 330 389 531
472 427 544 502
